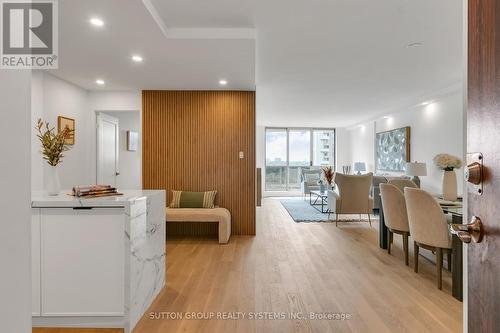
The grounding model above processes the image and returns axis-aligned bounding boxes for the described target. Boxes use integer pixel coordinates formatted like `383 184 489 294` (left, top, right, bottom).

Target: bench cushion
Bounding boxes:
169 190 217 208
166 207 231 244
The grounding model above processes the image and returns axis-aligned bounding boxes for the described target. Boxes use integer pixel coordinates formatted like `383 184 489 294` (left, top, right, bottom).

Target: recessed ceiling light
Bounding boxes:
219 80 227 86
90 18 104 27
421 101 431 106
407 42 423 48
131 55 143 63
383 116 390 119
95 79 105 85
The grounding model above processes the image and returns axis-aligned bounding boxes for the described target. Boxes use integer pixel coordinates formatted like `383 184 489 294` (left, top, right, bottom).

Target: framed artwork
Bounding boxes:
127 130 138 151
375 126 410 172
57 116 75 145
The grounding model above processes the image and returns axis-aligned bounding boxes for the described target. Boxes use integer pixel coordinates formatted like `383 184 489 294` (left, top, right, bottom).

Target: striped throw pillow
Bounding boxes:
169 190 217 208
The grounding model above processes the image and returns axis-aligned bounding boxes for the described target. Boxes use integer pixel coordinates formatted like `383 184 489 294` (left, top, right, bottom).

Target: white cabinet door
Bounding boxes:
32 209 41 316
40 208 125 316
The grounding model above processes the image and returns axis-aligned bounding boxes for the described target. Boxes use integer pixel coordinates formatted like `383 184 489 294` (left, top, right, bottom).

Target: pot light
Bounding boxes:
131 55 143 63
219 80 227 86
95 79 105 85
383 116 390 119
90 18 104 27
421 101 431 106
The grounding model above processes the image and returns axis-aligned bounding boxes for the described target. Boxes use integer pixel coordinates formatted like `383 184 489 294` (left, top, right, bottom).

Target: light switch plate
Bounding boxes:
239 151 244 159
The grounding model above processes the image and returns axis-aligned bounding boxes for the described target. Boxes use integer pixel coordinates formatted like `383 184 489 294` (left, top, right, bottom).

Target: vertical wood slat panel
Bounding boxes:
142 91 256 235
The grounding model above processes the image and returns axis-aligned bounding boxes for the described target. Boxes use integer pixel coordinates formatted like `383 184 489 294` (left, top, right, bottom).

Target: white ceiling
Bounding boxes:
50 0 463 127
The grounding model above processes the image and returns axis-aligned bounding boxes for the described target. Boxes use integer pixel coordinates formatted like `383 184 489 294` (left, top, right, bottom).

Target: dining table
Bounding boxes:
378 196 464 301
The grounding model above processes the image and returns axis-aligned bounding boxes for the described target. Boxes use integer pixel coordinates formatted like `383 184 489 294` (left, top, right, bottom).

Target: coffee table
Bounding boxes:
309 190 330 213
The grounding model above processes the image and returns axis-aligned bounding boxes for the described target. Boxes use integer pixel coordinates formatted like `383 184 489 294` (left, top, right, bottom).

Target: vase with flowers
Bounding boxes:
433 153 462 201
322 166 335 190
36 119 73 195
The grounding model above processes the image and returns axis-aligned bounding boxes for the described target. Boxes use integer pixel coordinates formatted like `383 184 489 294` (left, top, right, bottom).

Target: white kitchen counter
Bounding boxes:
31 190 166 332
32 190 163 208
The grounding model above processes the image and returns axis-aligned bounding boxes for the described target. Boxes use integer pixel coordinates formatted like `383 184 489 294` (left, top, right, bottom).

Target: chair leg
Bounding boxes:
367 214 372 227
403 233 409 266
447 251 452 271
335 214 339 227
387 231 393 255
436 248 443 290
414 242 419 273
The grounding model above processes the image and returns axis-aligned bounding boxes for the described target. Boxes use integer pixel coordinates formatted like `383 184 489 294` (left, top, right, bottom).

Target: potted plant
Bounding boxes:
36 119 73 195
433 153 462 201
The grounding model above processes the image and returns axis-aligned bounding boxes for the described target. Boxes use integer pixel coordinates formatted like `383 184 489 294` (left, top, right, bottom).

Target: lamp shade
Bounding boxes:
405 162 427 176
353 162 366 172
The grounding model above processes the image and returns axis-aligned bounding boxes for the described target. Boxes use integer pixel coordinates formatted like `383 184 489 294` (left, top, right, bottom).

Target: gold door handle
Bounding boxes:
451 216 484 244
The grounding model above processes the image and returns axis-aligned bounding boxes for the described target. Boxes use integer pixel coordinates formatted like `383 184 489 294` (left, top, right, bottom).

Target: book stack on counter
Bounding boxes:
72 185 120 198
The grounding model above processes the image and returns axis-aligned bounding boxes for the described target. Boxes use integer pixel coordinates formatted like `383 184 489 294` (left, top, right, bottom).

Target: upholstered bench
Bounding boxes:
166 207 231 244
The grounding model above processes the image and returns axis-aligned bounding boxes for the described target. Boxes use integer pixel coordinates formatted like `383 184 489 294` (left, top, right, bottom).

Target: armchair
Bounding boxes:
300 168 322 198
328 173 374 226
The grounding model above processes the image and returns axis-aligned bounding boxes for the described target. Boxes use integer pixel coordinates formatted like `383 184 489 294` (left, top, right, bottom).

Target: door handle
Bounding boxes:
451 216 484 244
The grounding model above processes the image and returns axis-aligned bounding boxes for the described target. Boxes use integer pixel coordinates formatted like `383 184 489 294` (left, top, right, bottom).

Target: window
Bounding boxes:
265 128 336 191
265 129 287 190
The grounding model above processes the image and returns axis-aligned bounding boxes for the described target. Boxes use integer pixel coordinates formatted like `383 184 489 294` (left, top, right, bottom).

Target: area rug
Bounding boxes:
280 199 377 223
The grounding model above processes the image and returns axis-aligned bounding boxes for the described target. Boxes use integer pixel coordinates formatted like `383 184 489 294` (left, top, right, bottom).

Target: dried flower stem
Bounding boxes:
36 118 73 166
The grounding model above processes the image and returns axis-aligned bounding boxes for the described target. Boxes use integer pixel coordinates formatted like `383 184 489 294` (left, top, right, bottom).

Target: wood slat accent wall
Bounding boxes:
142 91 256 235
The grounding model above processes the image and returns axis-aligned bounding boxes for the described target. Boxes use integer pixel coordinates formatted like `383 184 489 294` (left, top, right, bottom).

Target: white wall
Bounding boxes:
101 111 142 189
31 72 92 189
335 128 350 171
31 73 142 190
31 71 44 191
0 71 32 332
348 122 376 172
342 90 464 195
43 74 92 188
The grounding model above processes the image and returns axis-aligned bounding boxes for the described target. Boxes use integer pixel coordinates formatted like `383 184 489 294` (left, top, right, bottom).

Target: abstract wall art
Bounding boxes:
375 126 410 172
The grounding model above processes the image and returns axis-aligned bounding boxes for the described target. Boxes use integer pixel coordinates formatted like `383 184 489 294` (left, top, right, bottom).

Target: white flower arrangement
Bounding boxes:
433 153 462 171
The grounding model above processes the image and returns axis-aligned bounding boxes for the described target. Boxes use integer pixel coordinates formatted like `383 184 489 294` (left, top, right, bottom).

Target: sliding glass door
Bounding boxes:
265 128 335 191
288 130 311 190
265 129 287 190
312 129 335 167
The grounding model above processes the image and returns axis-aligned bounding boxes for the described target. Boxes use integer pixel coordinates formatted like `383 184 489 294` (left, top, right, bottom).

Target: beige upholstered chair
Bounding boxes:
404 188 452 289
387 179 418 193
327 173 374 227
380 183 410 265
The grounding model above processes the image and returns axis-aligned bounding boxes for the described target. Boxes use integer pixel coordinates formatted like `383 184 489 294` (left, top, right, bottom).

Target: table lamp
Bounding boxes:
353 162 366 175
405 162 427 188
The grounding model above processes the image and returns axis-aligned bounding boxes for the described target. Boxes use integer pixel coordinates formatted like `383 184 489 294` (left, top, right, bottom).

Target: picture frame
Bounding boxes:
375 126 410 172
57 116 75 145
127 130 138 151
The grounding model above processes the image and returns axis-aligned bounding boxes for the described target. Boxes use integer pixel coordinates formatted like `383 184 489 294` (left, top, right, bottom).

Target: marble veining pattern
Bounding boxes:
128 192 166 330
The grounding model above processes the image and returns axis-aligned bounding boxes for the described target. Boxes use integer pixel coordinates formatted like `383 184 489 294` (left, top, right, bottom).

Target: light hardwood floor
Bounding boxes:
34 198 462 333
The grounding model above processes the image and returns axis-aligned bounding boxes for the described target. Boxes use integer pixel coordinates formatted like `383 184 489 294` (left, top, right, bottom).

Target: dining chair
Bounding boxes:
404 187 452 289
388 179 418 193
380 183 410 265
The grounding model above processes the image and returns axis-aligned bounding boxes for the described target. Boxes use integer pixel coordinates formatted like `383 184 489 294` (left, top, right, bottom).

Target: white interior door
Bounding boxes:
97 113 119 186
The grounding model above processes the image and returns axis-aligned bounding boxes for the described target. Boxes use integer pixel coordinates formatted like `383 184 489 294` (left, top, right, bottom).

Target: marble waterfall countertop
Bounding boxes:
31 189 166 332
32 190 165 208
